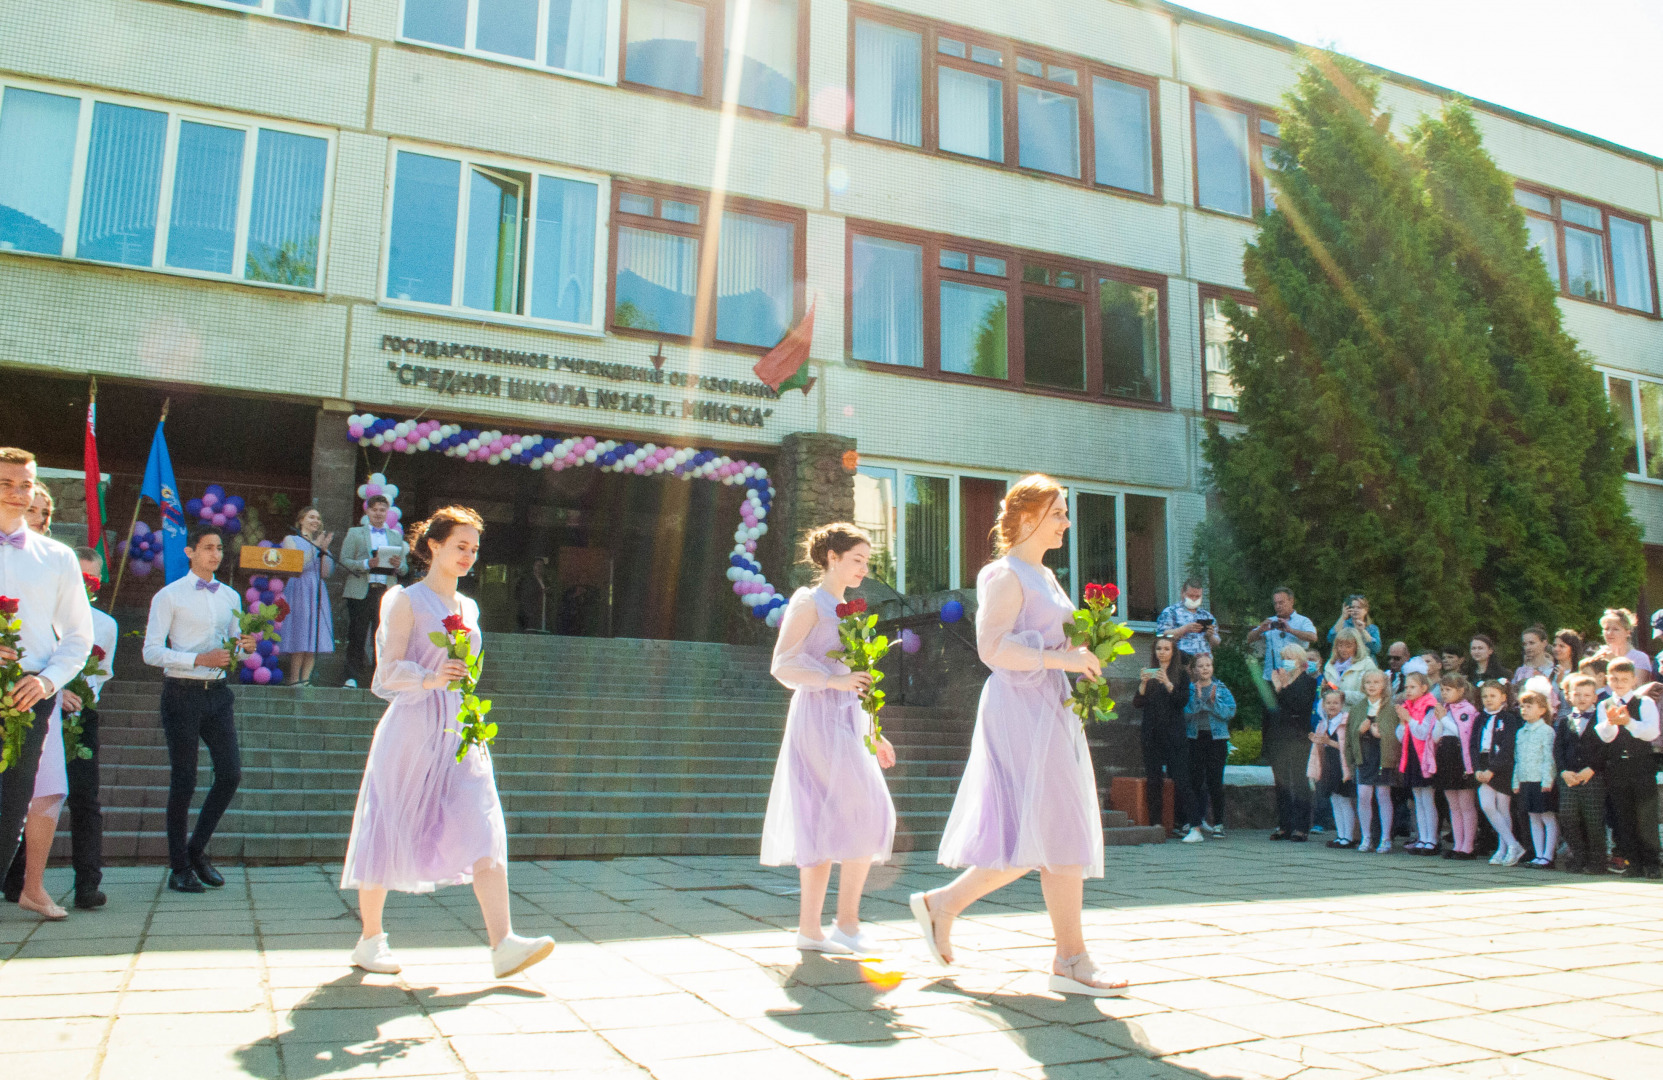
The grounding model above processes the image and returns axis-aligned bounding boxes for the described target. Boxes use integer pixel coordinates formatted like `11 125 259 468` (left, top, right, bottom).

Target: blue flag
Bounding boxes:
140 418 188 584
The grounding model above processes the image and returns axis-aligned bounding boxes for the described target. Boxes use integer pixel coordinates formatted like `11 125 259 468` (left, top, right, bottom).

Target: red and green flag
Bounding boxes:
84 384 110 583
752 297 817 396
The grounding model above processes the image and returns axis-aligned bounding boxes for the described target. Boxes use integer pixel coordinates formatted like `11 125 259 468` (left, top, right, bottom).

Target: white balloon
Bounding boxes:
756 522 769 536
726 567 742 581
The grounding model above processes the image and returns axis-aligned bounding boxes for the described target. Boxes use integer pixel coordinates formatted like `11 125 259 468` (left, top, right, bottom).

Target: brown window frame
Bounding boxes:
619 0 811 124
845 3 1162 201
1190 91 1280 219
844 219 1171 409
1515 182 1660 318
1198 282 1256 420
607 179 807 353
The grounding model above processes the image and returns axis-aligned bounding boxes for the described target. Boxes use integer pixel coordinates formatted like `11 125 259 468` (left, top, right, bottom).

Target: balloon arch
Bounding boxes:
346 414 786 627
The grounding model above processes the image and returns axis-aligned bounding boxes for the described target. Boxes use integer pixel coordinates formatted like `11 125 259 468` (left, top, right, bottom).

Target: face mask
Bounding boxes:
1307 661 1320 676
1183 596 1202 611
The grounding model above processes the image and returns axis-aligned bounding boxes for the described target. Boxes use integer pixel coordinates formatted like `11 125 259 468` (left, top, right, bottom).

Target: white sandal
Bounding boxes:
1049 953 1128 997
909 891 949 966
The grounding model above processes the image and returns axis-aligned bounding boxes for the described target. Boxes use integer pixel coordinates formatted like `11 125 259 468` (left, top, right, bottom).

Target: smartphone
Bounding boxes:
1140 668 1161 679
1196 617 1215 628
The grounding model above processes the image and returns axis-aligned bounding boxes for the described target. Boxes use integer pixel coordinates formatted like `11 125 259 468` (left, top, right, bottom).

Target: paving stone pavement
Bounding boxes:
4 838 1663 1080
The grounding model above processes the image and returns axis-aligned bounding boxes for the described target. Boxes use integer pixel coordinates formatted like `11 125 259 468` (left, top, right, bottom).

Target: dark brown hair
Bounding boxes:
408 505 485 570
801 522 870 570
0 448 35 466
1554 628 1585 663
991 474 1065 557
293 505 322 532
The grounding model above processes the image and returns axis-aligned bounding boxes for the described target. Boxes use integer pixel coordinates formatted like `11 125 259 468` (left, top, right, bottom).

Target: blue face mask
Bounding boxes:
1307 661 1320 676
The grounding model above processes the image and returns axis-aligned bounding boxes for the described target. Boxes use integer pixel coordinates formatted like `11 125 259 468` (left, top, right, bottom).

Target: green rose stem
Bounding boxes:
1063 583 1136 726
0 597 34 773
827 599 890 754
431 614 495 763
59 645 108 762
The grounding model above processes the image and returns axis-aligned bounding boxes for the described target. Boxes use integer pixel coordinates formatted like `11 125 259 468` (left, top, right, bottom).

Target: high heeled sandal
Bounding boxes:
1049 953 1128 997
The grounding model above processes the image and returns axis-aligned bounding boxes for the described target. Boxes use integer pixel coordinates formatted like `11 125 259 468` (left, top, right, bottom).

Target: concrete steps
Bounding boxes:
68 633 1163 862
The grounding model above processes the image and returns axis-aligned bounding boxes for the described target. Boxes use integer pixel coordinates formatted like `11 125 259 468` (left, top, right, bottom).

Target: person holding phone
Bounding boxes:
1326 594 1382 656
1155 579 1220 658
1246 587 1318 680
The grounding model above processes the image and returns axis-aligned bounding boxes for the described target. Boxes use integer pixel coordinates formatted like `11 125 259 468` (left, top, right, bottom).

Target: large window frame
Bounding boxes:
858 457 1170 626
1516 183 1659 318
0 78 336 292
1190 91 1279 219
845 220 1171 408
379 142 610 331
1602 369 1663 484
180 0 349 29
1199 282 1256 419
846 3 1162 200
397 0 623 85
606 179 806 353
618 0 811 122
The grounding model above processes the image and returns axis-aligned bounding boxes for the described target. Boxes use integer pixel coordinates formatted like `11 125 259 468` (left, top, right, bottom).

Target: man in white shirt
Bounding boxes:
0 448 94 894
1245 586 1319 680
339 495 408 689
143 524 256 894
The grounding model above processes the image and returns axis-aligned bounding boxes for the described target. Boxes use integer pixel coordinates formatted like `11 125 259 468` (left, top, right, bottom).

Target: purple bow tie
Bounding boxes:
1 530 25 550
195 578 219 593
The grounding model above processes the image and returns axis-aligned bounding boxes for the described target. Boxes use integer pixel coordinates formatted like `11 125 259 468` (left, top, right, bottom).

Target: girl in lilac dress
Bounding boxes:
281 506 335 686
761 523 897 955
911 476 1127 996
341 506 552 980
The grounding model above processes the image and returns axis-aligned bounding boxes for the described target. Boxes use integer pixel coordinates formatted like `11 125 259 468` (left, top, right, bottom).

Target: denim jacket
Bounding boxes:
1185 680 1237 739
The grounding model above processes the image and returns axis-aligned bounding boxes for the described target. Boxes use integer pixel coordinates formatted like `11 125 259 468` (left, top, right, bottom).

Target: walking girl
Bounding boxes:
341 506 553 979
760 523 897 954
912 475 1126 996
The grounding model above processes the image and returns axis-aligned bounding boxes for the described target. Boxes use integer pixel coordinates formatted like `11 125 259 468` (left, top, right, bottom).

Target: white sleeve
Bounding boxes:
770 591 831 691
88 614 118 697
1630 697 1661 743
976 565 1044 671
1594 699 1626 743
142 586 196 670
370 590 430 699
39 551 95 693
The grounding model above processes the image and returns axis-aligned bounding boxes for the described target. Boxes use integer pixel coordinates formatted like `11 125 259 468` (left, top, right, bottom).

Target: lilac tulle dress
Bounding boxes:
340 583 507 893
281 534 335 653
760 587 896 868
937 556 1104 878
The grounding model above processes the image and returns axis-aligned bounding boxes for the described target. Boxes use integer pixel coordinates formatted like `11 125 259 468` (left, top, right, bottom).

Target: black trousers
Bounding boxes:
1189 732 1228 827
1267 735 1312 835
4 707 102 897
160 680 241 871
345 585 388 684
1608 774 1661 871
1141 723 1192 829
1559 777 1607 871
0 698 53 880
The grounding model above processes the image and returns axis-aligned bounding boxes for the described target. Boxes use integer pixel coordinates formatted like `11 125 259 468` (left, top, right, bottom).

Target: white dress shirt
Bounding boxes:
143 571 244 680
0 526 95 693
368 526 393 585
88 607 118 699
1595 691 1661 743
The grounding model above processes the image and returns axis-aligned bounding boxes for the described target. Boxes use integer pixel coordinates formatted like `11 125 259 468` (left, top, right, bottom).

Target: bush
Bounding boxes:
1227 727 1262 766
1211 639 1267 732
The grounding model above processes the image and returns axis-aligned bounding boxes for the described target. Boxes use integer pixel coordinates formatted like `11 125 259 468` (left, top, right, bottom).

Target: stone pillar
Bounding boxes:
771 432 856 592
309 404 357 683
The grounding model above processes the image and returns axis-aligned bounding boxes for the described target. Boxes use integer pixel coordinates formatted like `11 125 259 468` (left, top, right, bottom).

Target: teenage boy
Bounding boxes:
143 525 256 893
339 495 408 689
1596 659 1661 879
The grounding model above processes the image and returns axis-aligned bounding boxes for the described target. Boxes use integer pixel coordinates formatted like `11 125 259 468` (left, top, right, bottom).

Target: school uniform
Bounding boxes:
1511 721 1558 814
1554 706 1608 873
1596 693 1662 875
1432 703 1480 791
1476 708 1521 795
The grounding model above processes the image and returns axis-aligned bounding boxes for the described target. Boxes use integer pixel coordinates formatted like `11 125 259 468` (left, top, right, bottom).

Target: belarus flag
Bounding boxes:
752 296 817 396
84 392 110 583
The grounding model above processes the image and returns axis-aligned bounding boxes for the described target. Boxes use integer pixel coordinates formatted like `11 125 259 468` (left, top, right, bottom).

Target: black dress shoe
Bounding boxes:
1289 832 1308 843
74 889 108 910
189 852 225 889
168 868 206 893
1268 829 1288 841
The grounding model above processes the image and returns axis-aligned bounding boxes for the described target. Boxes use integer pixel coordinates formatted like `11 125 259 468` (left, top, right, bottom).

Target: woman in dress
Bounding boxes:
281 506 336 686
341 506 553 979
910 476 1126 996
760 523 897 954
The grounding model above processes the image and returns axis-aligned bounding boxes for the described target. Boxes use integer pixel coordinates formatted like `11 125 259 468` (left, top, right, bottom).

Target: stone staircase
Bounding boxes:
70 634 1162 863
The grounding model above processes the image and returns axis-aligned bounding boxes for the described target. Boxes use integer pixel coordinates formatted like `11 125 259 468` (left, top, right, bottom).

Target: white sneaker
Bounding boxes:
350 933 400 974
343 678 358 689
1207 823 1225 838
1502 843 1527 867
828 925 879 955
1375 840 1393 854
491 933 554 978
1489 846 1507 865
795 932 854 954
1182 827 1205 843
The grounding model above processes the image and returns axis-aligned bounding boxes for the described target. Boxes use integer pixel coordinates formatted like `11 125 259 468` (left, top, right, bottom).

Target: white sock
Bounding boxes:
1331 795 1358 842
1414 789 1439 844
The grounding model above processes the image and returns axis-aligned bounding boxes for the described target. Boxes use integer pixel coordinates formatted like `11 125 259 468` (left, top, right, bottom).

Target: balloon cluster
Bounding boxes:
348 414 784 625
356 472 402 529
117 521 164 578
184 484 245 535
238 557 289 685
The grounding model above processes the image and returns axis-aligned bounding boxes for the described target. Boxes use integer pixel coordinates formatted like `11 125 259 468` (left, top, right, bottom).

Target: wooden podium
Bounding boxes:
239 545 305 575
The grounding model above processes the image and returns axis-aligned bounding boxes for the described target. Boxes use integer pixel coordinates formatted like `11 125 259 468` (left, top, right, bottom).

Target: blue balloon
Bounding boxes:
238 667 255 684
260 590 276 605
186 498 204 516
941 599 965 624
225 496 245 510
205 484 225 499
251 576 268 590
257 640 276 658
224 519 242 535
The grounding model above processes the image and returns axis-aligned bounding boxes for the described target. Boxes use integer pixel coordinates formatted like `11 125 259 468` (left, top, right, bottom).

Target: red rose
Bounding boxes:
835 603 850 618
0 596 17 616
91 646 106 661
83 574 102 594
275 598 291 620
849 598 867 614
1102 583 1120 600
1083 584 1101 602
442 613 467 633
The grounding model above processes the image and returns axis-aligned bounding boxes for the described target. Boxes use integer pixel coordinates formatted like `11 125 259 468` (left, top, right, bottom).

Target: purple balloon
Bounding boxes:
243 653 262 670
245 588 260 605
269 578 285 594
132 521 151 536
901 628 921 654
129 560 152 578
252 666 272 684
258 540 273 548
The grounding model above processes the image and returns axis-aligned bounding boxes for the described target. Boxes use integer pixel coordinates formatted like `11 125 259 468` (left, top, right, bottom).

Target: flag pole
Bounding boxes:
109 398 169 610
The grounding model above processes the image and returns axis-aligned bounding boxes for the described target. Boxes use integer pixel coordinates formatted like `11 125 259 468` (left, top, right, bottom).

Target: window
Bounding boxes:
847 222 1167 405
849 9 1159 196
0 83 331 288
1201 287 1254 415
1124 494 1168 622
853 466 897 586
609 183 802 348
183 0 347 28
958 477 1005 588
1193 94 1279 217
1517 185 1656 315
621 0 803 116
903 473 951 595
1075 491 1117 591
1605 373 1663 481
401 0 613 80
385 148 602 326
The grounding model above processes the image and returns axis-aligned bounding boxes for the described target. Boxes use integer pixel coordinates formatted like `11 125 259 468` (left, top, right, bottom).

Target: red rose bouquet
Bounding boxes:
1062 582 1135 726
0 596 34 772
60 645 108 762
826 598 891 754
430 611 496 763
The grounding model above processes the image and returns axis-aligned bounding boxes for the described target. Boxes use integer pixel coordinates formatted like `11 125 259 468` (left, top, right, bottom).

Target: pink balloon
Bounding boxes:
212 513 227 526
269 578 285 594
223 503 239 517
393 439 408 452
745 540 757 552
202 493 219 508
245 588 261 605
243 653 262 670
733 582 745 595
364 484 382 498
251 666 271 684
349 425 365 438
